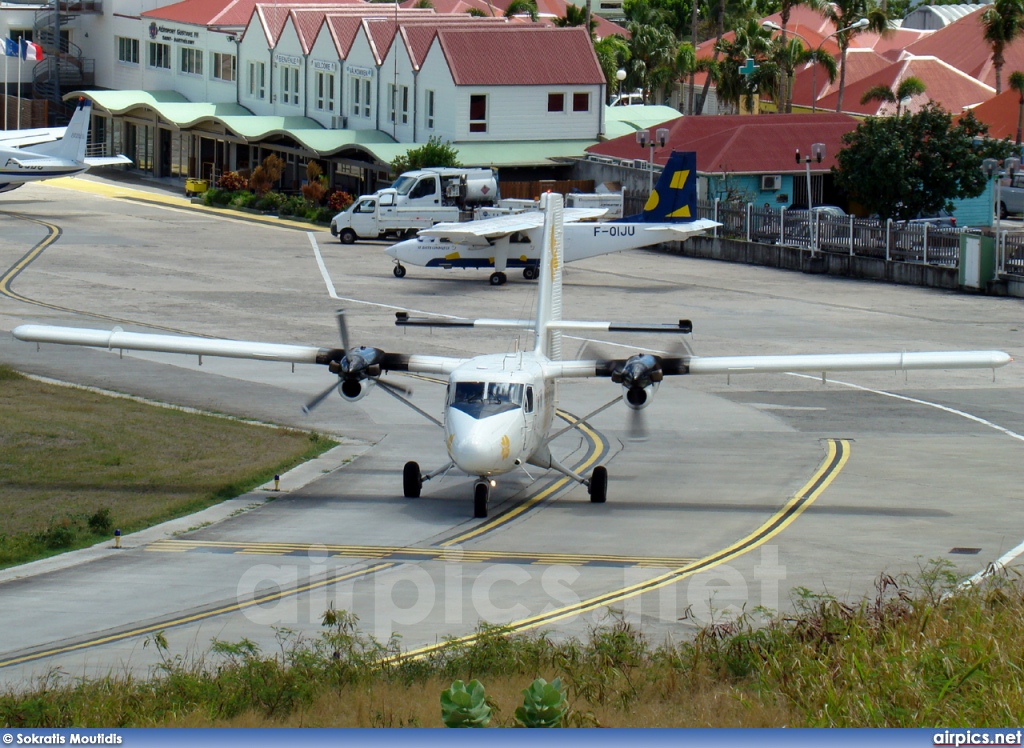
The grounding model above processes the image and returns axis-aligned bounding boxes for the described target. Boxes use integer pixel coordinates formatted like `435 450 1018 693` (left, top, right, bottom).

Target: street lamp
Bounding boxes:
796 142 826 253
615 68 626 104
637 127 670 195
814 17 869 112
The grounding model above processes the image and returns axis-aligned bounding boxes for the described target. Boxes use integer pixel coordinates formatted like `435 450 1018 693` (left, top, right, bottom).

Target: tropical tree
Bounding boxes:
983 0 1024 95
465 7 487 15
771 37 836 112
594 35 631 90
859 75 927 115
715 18 778 112
1010 70 1024 144
834 103 1013 221
695 0 726 114
554 2 598 36
626 19 679 101
819 0 888 112
504 0 539 21
773 0 822 112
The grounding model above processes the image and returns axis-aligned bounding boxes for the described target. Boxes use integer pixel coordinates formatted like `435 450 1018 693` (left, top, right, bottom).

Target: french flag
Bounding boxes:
21 40 43 61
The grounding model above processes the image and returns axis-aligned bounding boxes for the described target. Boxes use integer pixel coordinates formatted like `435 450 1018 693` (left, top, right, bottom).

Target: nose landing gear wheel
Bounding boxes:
473 481 490 518
393 264 407 278
523 267 538 280
588 466 608 504
403 461 422 498
489 271 507 286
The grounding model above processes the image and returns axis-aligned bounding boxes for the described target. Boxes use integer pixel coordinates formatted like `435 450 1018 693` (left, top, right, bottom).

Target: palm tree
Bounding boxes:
983 0 1024 95
819 0 888 112
715 19 777 112
594 35 631 92
626 20 679 102
772 37 837 112
554 2 598 37
695 0 725 114
1010 70 1024 144
859 75 926 115
775 0 823 112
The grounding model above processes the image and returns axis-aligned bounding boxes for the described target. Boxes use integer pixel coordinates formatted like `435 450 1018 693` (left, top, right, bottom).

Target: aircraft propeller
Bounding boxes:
302 309 412 413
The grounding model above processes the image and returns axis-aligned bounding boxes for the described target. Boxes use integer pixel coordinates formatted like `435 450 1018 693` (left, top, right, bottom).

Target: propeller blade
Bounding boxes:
377 377 413 397
626 405 649 441
335 308 350 352
302 379 341 414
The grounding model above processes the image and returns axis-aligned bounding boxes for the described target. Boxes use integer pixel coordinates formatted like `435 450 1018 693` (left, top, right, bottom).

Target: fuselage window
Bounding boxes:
525 386 534 413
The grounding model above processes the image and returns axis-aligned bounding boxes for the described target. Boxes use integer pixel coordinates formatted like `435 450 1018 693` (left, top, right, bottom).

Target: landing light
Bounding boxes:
489 480 496 487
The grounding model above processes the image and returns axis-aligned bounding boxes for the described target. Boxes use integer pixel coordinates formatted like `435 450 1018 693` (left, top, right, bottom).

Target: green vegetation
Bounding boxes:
834 105 1017 221
514 677 567 727
0 365 336 568
390 137 462 177
2 563 1023 727
440 680 491 727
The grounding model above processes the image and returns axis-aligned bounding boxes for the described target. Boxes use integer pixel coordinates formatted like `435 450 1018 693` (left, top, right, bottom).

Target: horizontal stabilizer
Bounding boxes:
84 155 132 166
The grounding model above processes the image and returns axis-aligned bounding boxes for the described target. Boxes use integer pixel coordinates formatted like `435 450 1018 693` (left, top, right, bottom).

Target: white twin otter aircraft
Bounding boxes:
13 195 1012 518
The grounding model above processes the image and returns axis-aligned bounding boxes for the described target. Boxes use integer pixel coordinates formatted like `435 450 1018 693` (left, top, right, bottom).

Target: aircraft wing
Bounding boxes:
418 208 607 246
550 350 1012 379
84 155 133 166
0 127 65 149
11 325 468 375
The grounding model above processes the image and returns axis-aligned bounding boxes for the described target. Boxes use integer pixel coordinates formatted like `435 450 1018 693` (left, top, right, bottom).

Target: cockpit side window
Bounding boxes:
525 386 534 414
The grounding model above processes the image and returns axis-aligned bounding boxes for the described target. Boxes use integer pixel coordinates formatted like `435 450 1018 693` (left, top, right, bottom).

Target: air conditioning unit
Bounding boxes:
331 115 347 129
761 174 782 191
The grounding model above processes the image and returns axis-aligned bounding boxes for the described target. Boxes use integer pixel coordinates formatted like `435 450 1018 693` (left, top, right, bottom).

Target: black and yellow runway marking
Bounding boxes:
146 538 698 569
397 438 851 662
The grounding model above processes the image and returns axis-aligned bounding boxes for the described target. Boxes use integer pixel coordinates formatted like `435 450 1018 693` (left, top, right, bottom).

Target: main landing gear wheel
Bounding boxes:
588 466 608 504
403 461 422 498
474 481 490 518
523 267 539 280
489 271 507 286
339 228 356 245
393 264 407 278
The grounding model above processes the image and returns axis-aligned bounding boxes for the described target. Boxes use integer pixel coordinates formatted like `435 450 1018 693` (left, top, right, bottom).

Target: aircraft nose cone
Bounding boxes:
384 244 399 258
447 411 521 476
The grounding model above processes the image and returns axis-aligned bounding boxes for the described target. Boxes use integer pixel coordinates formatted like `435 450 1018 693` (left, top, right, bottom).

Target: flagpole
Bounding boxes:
17 36 21 129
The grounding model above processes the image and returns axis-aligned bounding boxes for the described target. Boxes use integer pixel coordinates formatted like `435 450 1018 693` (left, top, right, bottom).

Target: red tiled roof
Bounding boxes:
903 5 1024 89
961 87 1024 140
143 0 350 27
586 113 860 174
790 47 891 109
438 26 604 85
814 55 994 115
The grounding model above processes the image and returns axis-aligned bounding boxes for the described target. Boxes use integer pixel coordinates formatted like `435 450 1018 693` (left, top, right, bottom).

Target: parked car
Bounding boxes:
904 209 957 228
609 91 645 106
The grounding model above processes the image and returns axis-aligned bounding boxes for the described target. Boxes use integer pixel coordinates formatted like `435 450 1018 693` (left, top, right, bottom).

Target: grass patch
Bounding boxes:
1 564 1022 727
0 365 336 567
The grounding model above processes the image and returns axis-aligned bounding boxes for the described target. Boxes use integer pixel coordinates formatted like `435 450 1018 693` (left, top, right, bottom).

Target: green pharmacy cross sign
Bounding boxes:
739 57 759 78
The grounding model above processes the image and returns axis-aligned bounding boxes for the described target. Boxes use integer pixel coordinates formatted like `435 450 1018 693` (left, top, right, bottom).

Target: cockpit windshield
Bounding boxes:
450 381 524 419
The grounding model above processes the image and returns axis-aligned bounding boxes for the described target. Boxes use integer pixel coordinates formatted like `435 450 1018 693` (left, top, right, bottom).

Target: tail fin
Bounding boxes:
617 150 697 223
33 99 90 162
533 192 564 360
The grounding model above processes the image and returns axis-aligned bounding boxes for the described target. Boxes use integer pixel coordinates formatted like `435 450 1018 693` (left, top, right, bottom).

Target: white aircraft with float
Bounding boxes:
0 98 130 194
12 194 1012 518
384 151 720 286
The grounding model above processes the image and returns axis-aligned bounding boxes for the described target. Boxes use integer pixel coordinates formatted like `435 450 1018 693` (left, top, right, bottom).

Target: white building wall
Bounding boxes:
377 38 415 142
306 22 340 127
416 40 457 142
342 32 378 131
270 22 303 115
238 11 272 114
454 84 601 141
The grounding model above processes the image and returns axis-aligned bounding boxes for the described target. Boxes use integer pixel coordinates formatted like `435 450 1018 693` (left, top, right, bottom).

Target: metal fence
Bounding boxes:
694 199 1024 277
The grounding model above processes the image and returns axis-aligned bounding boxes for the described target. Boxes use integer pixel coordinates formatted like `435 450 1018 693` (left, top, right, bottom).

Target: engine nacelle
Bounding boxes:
339 377 375 402
623 383 657 410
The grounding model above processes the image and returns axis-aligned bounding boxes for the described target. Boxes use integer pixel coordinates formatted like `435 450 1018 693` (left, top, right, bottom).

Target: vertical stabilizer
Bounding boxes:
534 192 564 359
616 150 697 223
34 99 90 162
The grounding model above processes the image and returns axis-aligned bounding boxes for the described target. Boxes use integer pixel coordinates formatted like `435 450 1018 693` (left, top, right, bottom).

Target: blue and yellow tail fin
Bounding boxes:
617 151 697 224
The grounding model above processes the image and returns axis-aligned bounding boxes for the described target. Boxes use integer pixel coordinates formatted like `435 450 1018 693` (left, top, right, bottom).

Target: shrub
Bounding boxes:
514 677 566 728
255 192 285 212
440 680 491 727
202 188 232 206
328 190 353 212
301 162 328 204
87 508 112 535
229 191 259 209
277 196 307 217
312 206 334 224
250 155 285 195
218 171 248 191
38 519 76 549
